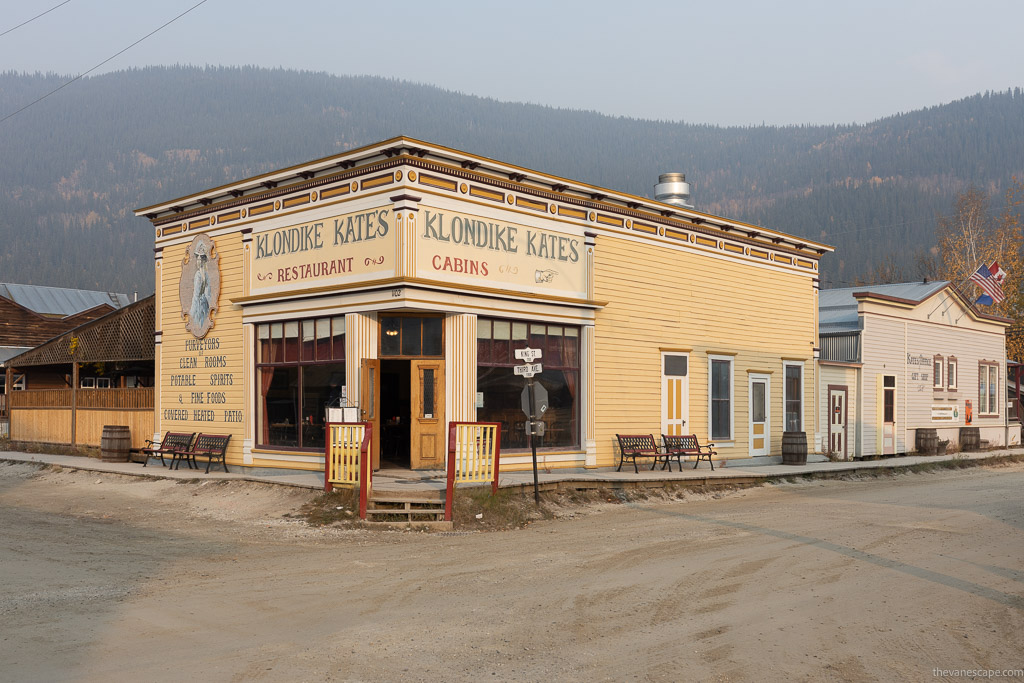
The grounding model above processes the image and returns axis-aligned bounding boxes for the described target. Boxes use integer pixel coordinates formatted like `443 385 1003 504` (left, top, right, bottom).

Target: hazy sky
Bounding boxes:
3 0 1023 127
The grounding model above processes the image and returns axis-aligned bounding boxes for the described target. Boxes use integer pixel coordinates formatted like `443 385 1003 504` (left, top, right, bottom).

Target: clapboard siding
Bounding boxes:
158 233 246 467
0 299 116 348
857 291 1009 455
593 235 817 466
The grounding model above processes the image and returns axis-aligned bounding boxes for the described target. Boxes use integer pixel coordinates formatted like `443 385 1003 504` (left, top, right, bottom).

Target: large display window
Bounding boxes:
476 318 580 450
256 316 345 450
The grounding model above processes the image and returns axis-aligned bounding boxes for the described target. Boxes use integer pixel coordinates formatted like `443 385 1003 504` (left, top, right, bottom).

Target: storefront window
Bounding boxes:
709 356 733 440
784 363 803 432
257 316 345 450
476 318 580 450
380 315 443 357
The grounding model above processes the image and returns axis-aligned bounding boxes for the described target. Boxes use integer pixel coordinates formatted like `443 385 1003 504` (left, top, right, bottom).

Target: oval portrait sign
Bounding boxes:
178 234 220 338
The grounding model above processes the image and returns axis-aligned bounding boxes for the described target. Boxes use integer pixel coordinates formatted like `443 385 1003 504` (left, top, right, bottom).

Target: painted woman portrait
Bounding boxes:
179 234 220 338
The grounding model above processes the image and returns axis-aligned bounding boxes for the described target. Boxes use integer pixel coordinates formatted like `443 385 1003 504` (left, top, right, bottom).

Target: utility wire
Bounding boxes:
0 0 210 125
0 0 72 39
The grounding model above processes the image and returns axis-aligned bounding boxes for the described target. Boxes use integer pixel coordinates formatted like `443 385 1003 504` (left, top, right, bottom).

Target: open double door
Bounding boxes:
360 359 445 470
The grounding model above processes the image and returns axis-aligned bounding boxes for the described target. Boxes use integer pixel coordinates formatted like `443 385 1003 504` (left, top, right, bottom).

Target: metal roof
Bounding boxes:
819 281 949 333
0 346 31 365
0 283 131 317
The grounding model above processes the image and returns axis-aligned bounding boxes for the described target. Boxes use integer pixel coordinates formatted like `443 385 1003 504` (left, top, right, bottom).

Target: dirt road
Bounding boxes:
1 461 1022 682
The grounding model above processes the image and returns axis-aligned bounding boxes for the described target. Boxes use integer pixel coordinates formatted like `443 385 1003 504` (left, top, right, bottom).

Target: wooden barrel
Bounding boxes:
915 428 938 455
782 431 807 465
959 426 980 452
100 425 131 462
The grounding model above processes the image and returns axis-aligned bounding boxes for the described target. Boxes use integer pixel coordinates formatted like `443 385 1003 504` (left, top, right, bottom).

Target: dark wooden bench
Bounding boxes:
141 431 195 468
662 434 717 470
615 434 673 473
170 433 231 473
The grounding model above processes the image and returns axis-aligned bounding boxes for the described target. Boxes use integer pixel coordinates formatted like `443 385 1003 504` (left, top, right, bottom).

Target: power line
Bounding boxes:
0 0 72 39
0 0 210 125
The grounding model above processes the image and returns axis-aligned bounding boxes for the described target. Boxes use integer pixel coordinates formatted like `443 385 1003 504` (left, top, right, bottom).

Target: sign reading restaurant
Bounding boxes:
249 204 587 297
251 207 394 291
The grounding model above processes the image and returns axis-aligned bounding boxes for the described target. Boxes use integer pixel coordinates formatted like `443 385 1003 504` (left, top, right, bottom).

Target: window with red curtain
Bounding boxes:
476 317 580 451
256 316 345 450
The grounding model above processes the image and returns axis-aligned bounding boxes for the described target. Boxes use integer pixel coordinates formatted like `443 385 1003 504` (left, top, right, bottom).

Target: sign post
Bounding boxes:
515 348 544 504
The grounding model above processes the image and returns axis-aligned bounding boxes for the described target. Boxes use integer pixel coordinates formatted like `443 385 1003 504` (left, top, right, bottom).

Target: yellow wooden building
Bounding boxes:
137 137 832 475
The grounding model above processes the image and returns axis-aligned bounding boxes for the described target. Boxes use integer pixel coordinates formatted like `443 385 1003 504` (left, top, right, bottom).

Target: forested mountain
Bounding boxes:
1 66 1022 294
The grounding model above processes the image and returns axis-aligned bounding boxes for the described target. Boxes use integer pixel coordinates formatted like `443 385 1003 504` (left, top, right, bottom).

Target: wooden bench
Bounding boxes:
615 434 673 473
140 431 195 468
662 434 717 471
170 433 231 473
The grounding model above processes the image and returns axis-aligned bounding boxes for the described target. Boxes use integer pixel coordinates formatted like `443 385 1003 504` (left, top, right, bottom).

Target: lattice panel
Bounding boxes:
11 297 154 367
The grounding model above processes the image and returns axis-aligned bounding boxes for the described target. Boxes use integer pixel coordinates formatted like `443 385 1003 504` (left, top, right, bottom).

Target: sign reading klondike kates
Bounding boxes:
251 207 395 291
417 208 586 297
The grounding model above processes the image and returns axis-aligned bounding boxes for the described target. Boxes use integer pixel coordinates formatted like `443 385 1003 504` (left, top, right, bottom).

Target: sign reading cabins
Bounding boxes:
416 207 586 298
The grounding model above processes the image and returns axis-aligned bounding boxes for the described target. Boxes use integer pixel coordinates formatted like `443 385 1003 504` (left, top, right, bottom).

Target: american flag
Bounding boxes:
969 262 1006 305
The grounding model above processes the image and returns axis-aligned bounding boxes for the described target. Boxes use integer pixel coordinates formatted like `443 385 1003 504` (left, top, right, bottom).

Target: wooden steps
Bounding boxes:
365 491 451 530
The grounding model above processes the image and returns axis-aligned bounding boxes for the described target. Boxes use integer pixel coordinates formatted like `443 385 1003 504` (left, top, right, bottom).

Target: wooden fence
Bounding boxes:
324 422 372 519
9 388 155 450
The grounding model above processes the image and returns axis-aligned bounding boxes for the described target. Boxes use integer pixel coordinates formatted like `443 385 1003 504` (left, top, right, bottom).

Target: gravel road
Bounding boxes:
1 460 1022 682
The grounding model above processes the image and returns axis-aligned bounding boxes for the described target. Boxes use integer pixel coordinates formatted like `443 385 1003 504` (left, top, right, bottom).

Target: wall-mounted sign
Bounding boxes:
179 234 220 339
931 405 957 421
251 208 395 292
417 208 586 298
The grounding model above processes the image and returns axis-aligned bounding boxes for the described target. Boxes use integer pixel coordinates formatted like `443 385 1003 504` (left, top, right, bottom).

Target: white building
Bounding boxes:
817 281 1016 458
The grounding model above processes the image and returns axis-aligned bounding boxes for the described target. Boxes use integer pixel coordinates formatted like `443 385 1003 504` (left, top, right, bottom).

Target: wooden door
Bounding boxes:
828 386 848 459
748 373 770 456
661 353 689 437
881 375 896 455
410 359 445 469
360 359 380 470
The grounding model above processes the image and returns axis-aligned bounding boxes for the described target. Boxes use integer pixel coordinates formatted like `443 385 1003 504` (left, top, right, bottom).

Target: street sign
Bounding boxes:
521 383 549 417
525 420 546 436
515 348 543 362
513 362 543 377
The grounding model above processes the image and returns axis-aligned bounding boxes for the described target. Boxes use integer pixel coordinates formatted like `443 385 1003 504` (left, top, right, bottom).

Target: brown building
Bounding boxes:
5 296 154 448
0 283 131 436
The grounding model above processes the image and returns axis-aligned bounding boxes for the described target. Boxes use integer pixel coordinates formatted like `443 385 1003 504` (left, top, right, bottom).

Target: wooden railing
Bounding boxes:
9 389 72 408
9 388 153 410
445 422 502 521
76 388 154 409
324 422 372 519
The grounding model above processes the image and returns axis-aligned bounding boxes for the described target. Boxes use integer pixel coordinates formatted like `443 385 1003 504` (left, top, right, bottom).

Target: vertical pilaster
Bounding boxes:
391 192 420 280
346 312 378 409
241 231 253 462
153 248 163 443
242 322 254 464
583 323 597 467
445 313 478 424
585 231 596 302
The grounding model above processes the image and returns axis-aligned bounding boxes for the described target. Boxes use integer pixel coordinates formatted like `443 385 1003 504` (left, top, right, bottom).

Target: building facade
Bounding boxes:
818 281 1015 458
138 137 830 474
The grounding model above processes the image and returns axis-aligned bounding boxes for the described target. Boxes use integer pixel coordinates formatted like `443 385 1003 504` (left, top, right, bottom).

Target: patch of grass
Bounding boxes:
297 488 357 527
3 439 99 458
452 486 556 530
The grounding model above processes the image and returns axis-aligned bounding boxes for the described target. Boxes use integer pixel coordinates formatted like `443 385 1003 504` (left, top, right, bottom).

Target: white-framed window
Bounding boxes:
96 377 111 389
708 355 734 441
979 362 999 415
947 356 957 390
783 361 804 432
12 374 26 390
933 355 944 390
80 377 96 389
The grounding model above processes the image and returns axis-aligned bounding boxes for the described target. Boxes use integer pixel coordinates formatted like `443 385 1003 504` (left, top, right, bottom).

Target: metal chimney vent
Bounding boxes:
654 173 693 209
